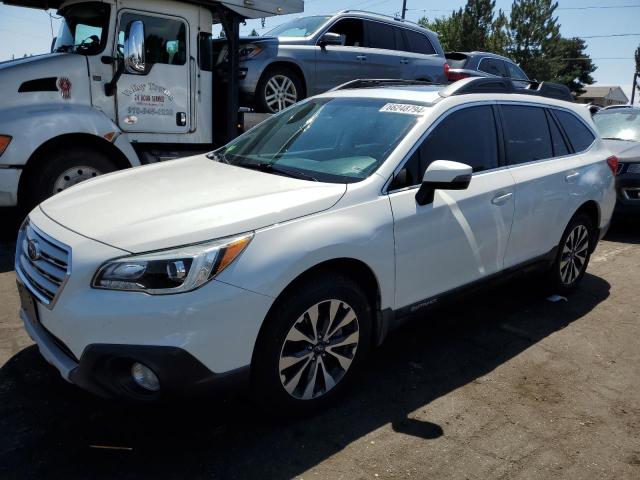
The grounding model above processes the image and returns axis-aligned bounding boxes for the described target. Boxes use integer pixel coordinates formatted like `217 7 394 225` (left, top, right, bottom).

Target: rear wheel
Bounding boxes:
25 147 118 207
251 274 372 415
546 213 594 294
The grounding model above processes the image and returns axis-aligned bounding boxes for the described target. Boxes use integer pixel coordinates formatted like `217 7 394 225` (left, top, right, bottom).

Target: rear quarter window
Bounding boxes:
554 110 595 153
404 29 436 55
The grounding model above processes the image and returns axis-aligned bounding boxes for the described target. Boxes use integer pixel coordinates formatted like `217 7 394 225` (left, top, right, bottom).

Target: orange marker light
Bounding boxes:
0 135 11 156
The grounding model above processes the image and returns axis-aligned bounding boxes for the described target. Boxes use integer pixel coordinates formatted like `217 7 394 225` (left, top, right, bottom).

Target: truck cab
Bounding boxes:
0 0 302 208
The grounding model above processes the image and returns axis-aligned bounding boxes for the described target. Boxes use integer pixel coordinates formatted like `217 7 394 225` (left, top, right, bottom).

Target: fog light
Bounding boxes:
131 362 160 392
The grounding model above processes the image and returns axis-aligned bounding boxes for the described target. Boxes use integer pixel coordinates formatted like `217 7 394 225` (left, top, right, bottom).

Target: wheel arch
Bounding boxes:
18 133 134 204
260 60 308 99
572 200 601 251
251 257 383 367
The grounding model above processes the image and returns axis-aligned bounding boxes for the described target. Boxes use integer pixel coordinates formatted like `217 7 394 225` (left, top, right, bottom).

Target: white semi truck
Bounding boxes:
0 0 302 208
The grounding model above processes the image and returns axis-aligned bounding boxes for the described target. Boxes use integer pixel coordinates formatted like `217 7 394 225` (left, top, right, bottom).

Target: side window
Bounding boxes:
365 21 395 50
546 110 570 157
478 58 507 77
554 110 596 153
119 13 187 66
506 62 527 80
501 105 553 165
198 32 213 72
404 29 436 55
327 18 364 47
393 27 407 52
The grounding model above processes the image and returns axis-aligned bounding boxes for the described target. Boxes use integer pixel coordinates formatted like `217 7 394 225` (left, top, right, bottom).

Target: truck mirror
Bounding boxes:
124 20 146 74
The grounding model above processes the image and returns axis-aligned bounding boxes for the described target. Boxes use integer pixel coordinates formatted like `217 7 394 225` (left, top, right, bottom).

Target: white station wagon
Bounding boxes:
16 78 616 414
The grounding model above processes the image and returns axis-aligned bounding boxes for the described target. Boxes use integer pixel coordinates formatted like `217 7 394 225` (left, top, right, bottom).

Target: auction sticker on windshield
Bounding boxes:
379 103 428 115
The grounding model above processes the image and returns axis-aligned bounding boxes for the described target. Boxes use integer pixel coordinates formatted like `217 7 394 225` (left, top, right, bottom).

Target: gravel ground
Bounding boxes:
0 212 638 480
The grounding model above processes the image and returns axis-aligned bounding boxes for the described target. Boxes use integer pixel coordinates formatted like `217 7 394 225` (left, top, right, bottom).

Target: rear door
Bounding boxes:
401 28 443 82
389 104 516 308
500 104 590 267
361 20 403 79
115 11 191 133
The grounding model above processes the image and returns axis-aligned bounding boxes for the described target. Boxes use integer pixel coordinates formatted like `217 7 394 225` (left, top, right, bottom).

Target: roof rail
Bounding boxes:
439 77 574 102
330 79 442 91
337 10 425 29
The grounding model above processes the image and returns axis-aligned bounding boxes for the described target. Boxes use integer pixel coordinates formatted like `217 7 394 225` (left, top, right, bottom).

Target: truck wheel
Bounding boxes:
256 67 303 113
545 213 595 294
251 273 372 416
26 147 118 206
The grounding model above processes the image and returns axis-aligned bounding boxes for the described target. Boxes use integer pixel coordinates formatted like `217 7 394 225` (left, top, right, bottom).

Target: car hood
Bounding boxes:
602 139 640 162
39 155 347 253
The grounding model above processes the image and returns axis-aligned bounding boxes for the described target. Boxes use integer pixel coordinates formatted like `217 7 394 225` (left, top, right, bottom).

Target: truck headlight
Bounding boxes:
92 233 253 294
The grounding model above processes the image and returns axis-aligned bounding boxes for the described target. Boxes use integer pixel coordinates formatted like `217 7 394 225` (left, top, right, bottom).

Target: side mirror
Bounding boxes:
124 20 146 74
319 32 343 48
415 160 472 206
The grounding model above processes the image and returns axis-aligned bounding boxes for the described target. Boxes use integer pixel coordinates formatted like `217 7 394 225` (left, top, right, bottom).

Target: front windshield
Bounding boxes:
214 97 426 183
593 109 640 142
53 2 110 55
264 16 331 37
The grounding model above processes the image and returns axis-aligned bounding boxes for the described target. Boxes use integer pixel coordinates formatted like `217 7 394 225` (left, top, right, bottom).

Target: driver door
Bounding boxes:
116 11 191 133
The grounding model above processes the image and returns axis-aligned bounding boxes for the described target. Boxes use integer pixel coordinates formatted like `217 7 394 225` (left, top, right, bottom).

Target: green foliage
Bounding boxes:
419 0 597 95
635 45 640 73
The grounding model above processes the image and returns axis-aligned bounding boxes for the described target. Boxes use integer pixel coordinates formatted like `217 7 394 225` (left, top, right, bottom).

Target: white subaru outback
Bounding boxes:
16 78 616 413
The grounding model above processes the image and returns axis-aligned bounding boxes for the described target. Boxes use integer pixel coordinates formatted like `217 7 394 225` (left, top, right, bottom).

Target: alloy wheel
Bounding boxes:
264 75 298 112
560 224 589 285
278 299 359 400
53 166 102 194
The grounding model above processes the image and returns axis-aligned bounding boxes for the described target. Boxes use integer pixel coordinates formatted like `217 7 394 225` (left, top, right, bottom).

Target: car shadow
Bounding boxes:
0 271 610 479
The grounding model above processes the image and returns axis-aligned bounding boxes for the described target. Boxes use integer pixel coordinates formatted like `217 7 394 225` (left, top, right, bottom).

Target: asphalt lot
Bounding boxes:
0 211 638 479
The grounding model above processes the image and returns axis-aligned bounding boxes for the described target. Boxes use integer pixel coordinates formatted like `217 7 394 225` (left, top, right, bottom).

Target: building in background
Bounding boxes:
577 86 629 107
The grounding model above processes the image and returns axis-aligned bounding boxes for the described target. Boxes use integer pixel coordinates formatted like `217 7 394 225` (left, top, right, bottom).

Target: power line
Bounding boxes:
579 33 640 38
407 4 640 13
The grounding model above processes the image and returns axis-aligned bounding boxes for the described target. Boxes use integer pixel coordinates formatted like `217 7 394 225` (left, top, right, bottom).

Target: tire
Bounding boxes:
25 147 118 207
251 273 372 416
545 213 595 294
255 66 304 113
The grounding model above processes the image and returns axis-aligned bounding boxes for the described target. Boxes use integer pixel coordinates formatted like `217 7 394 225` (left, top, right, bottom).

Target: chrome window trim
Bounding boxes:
15 220 72 310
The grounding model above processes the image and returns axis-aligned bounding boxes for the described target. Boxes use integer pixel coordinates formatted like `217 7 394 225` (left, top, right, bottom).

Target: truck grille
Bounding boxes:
15 221 71 309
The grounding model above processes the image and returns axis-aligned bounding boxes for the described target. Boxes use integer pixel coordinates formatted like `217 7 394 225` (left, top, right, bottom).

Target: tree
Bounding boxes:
460 0 497 51
507 0 561 82
418 10 464 52
250 28 259 37
549 37 595 96
635 44 640 73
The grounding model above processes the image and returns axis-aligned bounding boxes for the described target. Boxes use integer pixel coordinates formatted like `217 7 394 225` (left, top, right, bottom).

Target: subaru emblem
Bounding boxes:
27 240 41 261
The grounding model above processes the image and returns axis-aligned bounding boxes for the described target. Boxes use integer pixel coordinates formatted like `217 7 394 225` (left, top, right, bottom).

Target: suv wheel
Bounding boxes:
256 67 303 113
547 213 594 293
252 274 372 415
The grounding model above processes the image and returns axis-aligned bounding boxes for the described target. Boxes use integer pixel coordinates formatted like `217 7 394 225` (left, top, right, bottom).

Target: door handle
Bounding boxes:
491 192 513 205
356 55 367 61
565 172 580 183
400 58 410 64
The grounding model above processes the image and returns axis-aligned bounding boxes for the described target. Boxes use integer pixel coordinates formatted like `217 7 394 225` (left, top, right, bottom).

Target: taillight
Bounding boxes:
448 71 470 82
607 155 619 175
443 63 450 78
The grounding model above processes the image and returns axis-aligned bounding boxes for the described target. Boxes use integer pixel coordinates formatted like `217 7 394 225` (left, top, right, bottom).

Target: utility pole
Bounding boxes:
401 0 407 19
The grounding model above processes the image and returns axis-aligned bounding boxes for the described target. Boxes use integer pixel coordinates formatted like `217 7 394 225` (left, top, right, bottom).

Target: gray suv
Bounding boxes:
217 10 447 113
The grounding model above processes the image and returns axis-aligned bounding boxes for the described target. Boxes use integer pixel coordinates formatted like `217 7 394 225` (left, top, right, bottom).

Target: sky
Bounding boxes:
0 0 638 102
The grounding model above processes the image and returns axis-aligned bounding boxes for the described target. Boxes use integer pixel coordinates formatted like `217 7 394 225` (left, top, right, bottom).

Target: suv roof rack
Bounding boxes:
338 10 425 29
330 79 442 91
439 77 574 102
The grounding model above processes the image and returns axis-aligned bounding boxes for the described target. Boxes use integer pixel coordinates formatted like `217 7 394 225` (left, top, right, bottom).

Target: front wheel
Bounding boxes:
546 213 595 294
255 67 303 113
251 274 372 415
25 147 118 207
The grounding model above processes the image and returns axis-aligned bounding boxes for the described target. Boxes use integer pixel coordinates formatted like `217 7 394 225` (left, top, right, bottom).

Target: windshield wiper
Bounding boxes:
206 151 230 163
239 162 318 181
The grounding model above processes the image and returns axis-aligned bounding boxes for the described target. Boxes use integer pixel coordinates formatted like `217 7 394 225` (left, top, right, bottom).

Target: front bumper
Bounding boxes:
18 208 273 398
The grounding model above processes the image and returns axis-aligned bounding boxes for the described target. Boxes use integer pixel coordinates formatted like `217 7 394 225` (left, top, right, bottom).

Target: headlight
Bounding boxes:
92 233 253 294
239 43 263 61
